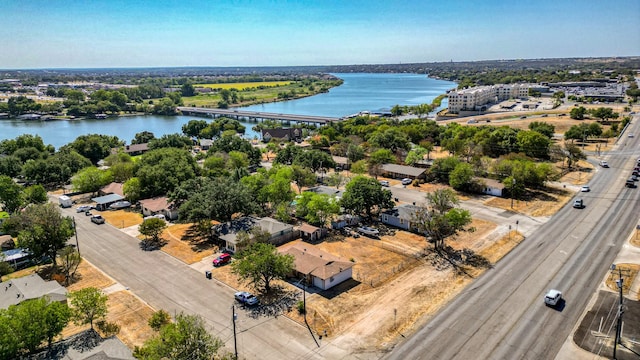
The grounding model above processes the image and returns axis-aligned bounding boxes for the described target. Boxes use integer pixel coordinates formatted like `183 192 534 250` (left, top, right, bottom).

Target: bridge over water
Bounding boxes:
177 107 342 125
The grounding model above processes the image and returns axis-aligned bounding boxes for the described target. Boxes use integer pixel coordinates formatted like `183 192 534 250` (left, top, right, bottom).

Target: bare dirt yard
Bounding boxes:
100 209 143 229
157 223 218 264
605 263 640 300
61 260 156 349
483 185 574 217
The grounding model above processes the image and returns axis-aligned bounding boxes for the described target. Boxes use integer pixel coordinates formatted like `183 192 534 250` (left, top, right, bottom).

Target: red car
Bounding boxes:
213 253 231 267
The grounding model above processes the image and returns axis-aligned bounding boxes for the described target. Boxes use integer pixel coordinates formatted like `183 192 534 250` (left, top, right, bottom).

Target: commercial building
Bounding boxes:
447 83 548 114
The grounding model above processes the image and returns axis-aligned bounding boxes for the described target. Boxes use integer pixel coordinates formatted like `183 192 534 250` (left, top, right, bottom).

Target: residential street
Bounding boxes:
63 206 350 359
386 116 640 359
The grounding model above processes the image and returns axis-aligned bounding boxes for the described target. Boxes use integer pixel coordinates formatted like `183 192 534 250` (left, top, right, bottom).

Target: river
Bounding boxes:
0 73 456 149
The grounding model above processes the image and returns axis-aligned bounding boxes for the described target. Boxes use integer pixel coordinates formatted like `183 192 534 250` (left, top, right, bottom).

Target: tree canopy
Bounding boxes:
231 242 295 294
340 175 394 218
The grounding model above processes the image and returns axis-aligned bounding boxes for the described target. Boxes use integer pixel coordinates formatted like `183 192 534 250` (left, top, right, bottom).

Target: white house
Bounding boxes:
139 197 178 221
280 243 353 290
478 177 505 197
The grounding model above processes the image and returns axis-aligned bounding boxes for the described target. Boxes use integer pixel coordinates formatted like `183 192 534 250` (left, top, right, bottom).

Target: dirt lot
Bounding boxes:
100 209 143 229
158 223 218 264
61 260 156 349
484 185 574 217
605 263 640 300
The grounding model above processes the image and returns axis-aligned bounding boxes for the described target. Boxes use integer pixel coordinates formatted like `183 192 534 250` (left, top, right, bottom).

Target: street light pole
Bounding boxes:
232 305 238 360
612 264 624 360
73 217 80 256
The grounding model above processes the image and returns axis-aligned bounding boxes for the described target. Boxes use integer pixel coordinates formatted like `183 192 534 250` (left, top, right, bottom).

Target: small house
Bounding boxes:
213 216 297 253
280 243 354 290
199 139 214 151
477 177 505 197
100 182 124 197
381 204 422 231
297 223 325 242
139 197 178 221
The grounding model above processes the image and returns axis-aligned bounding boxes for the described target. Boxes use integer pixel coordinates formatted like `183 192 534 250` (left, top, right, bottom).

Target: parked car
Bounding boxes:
379 180 390 187
213 253 232 267
90 215 105 224
573 199 584 209
401 178 413 185
235 291 259 306
599 161 609 168
108 201 132 210
76 205 92 213
544 289 562 307
143 214 166 221
580 186 590 192
628 133 634 138
357 226 380 237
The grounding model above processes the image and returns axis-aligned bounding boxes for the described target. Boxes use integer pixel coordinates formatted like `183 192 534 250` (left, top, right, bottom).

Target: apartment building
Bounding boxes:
447 83 545 114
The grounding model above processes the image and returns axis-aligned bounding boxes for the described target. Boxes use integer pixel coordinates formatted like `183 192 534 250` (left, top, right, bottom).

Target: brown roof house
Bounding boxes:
0 274 68 310
297 223 326 242
280 243 353 290
100 182 124 197
213 216 297 253
139 197 178 221
380 163 427 180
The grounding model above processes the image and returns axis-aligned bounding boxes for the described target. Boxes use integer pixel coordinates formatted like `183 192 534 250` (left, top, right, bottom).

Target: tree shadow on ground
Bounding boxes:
424 246 493 278
244 285 300 319
139 238 167 251
181 223 217 253
25 329 103 360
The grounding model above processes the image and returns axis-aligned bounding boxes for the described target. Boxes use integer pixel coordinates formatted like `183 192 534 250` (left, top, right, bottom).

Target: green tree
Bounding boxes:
72 166 114 194
325 172 347 189
15 203 74 271
304 193 340 227
5 297 70 353
368 148 395 179
449 162 474 191
528 121 555 138
291 165 316 194
413 189 472 250
123 177 142 202
340 175 394 218
175 177 256 223
232 242 295 293
181 119 208 138
350 159 368 175
0 155 22 178
69 287 108 330
148 310 172 332
405 146 428 166
148 133 193 150
132 131 155 144
430 156 461 183
293 149 335 173
180 83 195 97
139 218 168 245
516 130 550 159
135 313 226 360
63 134 123 165
368 128 411 153
590 107 618 122
136 148 199 197
0 175 23 213
569 106 586 120
57 246 82 286
23 184 48 205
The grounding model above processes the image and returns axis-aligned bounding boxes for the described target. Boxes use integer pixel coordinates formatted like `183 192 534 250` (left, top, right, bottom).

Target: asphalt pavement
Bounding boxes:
385 116 640 359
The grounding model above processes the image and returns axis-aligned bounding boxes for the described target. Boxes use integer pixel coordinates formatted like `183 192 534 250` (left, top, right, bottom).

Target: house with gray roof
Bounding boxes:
92 193 125 211
380 204 423 232
24 330 135 360
0 274 67 310
213 216 297 253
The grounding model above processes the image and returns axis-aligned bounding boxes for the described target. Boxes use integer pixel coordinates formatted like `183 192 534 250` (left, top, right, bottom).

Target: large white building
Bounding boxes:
447 83 547 114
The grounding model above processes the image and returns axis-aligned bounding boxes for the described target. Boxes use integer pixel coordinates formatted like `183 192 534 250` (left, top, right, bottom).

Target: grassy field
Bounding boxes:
182 79 338 108
196 81 292 90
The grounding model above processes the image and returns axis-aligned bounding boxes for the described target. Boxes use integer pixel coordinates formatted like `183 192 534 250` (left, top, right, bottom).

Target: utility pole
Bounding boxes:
73 217 80 256
511 178 516 209
612 264 624 360
303 279 307 324
232 305 238 360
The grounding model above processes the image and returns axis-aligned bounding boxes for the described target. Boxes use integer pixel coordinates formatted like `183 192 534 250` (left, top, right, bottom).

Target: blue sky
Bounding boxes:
1 0 638 69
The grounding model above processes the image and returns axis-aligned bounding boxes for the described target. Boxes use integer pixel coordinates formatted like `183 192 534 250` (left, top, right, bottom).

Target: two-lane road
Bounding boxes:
387 117 640 359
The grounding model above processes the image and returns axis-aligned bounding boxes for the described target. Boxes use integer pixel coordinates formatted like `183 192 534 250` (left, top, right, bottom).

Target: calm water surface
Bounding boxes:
0 73 456 149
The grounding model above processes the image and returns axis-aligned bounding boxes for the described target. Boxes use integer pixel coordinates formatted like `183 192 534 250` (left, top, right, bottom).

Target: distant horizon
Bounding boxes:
1 55 639 72
1 1 638 69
